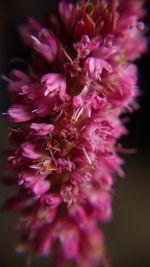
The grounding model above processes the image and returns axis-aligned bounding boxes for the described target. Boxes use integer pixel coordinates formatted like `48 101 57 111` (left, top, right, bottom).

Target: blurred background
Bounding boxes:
0 1 150 267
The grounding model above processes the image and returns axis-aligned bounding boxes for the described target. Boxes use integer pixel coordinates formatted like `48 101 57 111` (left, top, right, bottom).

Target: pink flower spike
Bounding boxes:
84 57 112 80
2 1 147 267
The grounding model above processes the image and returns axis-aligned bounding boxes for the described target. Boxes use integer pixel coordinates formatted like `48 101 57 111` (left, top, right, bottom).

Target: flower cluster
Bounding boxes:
2 1 147 267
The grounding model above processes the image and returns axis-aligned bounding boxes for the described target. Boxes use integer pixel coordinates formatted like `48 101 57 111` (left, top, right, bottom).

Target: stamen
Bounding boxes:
1 75 12 83
32 109 39 113
61 47 73 63
82 146 92 165
30 35 41 45
86 3 94 16
75 107 83 121
49 149 57 166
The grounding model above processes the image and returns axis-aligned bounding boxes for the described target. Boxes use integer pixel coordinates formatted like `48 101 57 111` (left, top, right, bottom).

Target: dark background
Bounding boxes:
0 1 150 267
